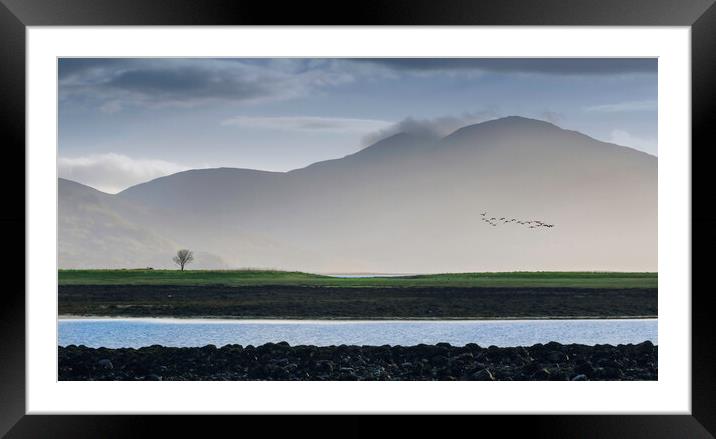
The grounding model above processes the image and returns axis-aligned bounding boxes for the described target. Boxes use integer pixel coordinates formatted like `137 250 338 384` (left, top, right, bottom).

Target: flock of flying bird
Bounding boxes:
480 212 555 229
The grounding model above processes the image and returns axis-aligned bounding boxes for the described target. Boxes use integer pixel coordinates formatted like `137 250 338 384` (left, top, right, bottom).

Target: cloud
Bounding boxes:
59 58 354 111
608 130 657 154
58 58 657 113
361 110 501 145
585 100 657 112
349 58 657 75
58 153 190 193
537 111 564 125
221 116 392 133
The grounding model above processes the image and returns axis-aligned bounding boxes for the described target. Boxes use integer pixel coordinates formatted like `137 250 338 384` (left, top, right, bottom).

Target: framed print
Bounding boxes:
3 0 715 436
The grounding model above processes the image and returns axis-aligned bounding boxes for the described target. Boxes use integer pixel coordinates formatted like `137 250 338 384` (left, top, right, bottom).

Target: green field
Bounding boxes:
58 270 657 319
58 269 657 289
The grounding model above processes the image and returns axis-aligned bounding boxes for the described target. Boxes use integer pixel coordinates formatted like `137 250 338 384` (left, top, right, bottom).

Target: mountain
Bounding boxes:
58 178 227 269
59 116 657 272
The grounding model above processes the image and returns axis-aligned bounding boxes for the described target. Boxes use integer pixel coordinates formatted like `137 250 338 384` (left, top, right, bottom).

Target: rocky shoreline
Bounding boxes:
59 341 657 381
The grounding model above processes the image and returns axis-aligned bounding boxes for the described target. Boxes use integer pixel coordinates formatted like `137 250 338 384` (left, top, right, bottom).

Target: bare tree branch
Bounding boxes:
172 249 194 271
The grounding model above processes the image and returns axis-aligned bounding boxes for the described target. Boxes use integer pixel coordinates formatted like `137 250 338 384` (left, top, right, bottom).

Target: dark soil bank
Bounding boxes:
59 341 657 381
59 285 657 318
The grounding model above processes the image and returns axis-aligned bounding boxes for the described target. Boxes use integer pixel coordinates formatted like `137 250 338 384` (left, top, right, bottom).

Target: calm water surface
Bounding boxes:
58 318 657 348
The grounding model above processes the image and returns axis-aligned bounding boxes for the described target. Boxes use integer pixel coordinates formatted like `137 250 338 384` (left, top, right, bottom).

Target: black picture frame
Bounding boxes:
2 0 714 436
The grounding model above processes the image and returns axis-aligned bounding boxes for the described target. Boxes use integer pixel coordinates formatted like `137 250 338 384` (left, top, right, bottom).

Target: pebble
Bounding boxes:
58 341 657 381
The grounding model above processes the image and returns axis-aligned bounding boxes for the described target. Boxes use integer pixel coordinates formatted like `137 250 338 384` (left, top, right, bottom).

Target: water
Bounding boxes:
58 318 657 349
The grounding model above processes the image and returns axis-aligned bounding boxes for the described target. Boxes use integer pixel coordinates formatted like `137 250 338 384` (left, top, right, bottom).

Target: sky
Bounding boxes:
58 58 658 193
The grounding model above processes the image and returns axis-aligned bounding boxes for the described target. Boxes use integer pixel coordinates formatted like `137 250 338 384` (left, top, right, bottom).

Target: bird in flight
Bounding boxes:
479 211 555 230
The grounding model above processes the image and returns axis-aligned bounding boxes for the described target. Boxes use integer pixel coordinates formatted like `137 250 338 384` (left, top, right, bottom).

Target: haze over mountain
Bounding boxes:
58 116 657 272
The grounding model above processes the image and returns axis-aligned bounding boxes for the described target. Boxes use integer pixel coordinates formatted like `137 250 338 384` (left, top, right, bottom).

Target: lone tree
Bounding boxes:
173 249 194 271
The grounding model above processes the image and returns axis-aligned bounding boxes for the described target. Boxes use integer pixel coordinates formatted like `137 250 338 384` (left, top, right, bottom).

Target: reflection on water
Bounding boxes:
58 318 657 349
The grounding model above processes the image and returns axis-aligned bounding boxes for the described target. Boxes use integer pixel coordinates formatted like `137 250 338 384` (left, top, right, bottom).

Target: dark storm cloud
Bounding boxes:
349 58 657 75
58 58 353 110
58 58 656 114
107 67 274 101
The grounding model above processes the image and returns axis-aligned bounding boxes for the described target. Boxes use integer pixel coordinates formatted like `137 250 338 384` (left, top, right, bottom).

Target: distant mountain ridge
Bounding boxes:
59 116 657 271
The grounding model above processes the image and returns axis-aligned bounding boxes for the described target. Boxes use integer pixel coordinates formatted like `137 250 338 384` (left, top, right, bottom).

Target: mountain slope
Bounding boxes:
59 117 657 272
58 178 227 269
